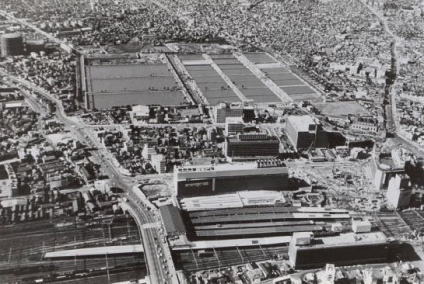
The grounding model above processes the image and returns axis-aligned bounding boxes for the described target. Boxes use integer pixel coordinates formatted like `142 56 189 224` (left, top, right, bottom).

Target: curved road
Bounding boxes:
0 69 176 283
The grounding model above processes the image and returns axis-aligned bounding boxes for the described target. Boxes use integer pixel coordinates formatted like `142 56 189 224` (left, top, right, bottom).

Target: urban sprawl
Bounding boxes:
0 0 424 283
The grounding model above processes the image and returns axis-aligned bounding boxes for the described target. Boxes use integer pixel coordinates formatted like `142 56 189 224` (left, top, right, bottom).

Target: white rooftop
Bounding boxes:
225 116 244 124
319 232 387 247
177 162 262 173
180 190 285 211
287 115 318 132
172 236 292 250
132 104 149 114
44 245 144 258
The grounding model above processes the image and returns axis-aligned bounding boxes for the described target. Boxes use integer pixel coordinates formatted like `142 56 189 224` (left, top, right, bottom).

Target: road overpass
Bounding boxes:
0 70 177 283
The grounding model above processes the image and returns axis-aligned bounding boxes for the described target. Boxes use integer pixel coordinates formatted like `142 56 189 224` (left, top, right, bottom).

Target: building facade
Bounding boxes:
1 33 24 57
225 134 280 158
289 232 389 269
285 115 321 151
174 162 288 197
386 174 412 209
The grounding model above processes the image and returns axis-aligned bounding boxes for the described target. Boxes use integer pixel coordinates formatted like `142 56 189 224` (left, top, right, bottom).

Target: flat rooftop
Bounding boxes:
187 207 351 237
287 115 318 132
188 206 348 218
175 162 288 179
190 212 350 225
196 224 323 237
160 205 186 235
44 245 144 258
303 232 388 249
172 235 292 250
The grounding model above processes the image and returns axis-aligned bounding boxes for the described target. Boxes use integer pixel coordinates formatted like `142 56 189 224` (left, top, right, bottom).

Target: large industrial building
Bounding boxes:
285 115 325 151
225 133 280 159
174 161 288 198
288 231 389 269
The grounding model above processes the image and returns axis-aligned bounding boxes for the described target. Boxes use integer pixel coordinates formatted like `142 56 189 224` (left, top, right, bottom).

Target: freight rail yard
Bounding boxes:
1 0 424 283
0 210 145 283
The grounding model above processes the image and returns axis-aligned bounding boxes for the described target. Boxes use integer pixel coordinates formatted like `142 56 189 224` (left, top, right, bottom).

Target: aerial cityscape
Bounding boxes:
0 0 424 283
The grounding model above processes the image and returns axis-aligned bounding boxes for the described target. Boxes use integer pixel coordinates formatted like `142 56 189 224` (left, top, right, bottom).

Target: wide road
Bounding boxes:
358 0 424 155
0 69 176 283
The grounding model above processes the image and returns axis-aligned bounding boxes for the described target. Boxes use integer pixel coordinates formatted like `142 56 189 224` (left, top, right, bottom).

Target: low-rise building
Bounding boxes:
350 116 378 134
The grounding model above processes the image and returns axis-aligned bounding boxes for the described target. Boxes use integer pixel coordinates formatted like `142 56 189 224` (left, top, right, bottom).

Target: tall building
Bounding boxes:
386 174 412 209
371 152 405 190
1 33 24 57
174 161 288 197
285 115 321 151
225 133 280 158
151 153 166 174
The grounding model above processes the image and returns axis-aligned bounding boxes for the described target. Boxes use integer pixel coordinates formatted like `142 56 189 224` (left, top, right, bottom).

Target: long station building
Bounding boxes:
160 204 351 241
174 161 288 198
187 206 350 240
